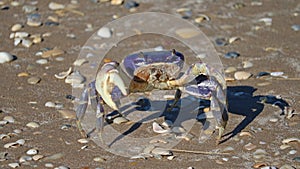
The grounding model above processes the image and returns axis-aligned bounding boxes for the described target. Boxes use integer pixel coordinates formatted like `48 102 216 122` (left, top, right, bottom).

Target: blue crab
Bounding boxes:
76 49 228 144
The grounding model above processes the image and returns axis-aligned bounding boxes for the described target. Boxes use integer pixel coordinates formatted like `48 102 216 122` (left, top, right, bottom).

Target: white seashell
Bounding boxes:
97 27 112 38
26 122 40 128
48 2 65 10
45 101 55 108
77 138 89 144
26 149 38 155
113 117 129 124
36 59 48 65
22 39 33 48
19 155 32 163
3 116 15 123
242 61 253 69
0 134 10 140
234 71 252 80
14 38 22 46
15 32 29 38
167 156 175 160
258 17 272 26
4 142 19 148
152 122 171 134
55 67 72 79
151 147 172 156
270 72 284 77
93 157 106 162
289 150 297 155
0 52 15 64
65 71 85 84
8 163 20 168
282 137 300 144
73 59 88 66
0 120 8 125
229 36 240 44
16 139 25 145
10 33 15 39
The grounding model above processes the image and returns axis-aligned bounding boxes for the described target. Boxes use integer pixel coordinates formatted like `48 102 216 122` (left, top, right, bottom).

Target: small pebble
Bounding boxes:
26 122 40 128
269 118 278 122
45 101 55 108
234 71 252 80
27 13 42 27
111 0 124 5
215 38 228 46
36 59 48 65
0 52 15 63
11 24 23 32
26 148 38 155
27 77 41 84
224 51 240 59
97 27 112 38
55 57 64 61
32 37 42 44
124 1 139 9
15 32 29 38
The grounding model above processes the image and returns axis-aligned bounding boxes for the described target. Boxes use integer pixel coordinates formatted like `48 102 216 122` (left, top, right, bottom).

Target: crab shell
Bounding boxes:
121 50 185 92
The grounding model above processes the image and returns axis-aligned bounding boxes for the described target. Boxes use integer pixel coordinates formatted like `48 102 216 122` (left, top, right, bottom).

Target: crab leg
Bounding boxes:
95 100 105 143
76 88 89 138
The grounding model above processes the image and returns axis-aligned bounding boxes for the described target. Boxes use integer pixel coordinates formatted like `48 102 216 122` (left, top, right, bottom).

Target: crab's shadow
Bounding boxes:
105 85 289 147
221 85 289 143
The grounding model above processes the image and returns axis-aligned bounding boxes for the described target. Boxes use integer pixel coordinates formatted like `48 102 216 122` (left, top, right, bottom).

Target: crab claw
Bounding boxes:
95 61 127 110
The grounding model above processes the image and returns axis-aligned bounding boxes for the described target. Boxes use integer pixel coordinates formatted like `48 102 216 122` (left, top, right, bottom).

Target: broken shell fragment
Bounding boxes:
55 67 72 79
152 122 171 134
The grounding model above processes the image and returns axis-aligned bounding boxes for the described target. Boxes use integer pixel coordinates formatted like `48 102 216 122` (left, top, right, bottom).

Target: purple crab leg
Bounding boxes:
76 88 89 137
95 100 105 144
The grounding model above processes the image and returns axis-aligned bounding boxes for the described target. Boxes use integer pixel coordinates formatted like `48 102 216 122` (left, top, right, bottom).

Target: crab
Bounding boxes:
76 49 228 144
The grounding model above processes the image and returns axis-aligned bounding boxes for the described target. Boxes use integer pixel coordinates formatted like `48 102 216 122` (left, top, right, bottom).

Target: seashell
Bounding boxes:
26 122 40 128
93 157 106 162
282 137 300 144
130 154 147 159
194 14 210 23
48 2 65 10
291 24 300 31
55 67 72 79
258 18 272 26
269 118 278 122
97 27 112 38
225 67 237 73
27 149 38 155
65 71 85 84
27 77 41 84
215 38 228 46
42 48 64 58
111 0 124 5
11 24 23 32
0 134 10 140
32 36 42 44
32 155 43 161
175 28 199 39
244 142 257 151
22 39 33 48
161 120 173 128
253 163 269 168
15 32 29 38
152 122 170 134
289 150 297 155
239 131 253 137
234 71 252 80
16 139 25 145
224 51 240 59
0 120 8 125
77 138 89 144
4 142 19 148
0 52 15 64
229 36 240 44
36 59 48 65
14 38 22 46
8 163 20 168
167 156 175 160
19 155 32 163
242 61 253 69
45 101 55 108
113 117 129 124
151 147 172 156
3 116 15 123
279 144 291 150
270 72 284 77
73 59 88 66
